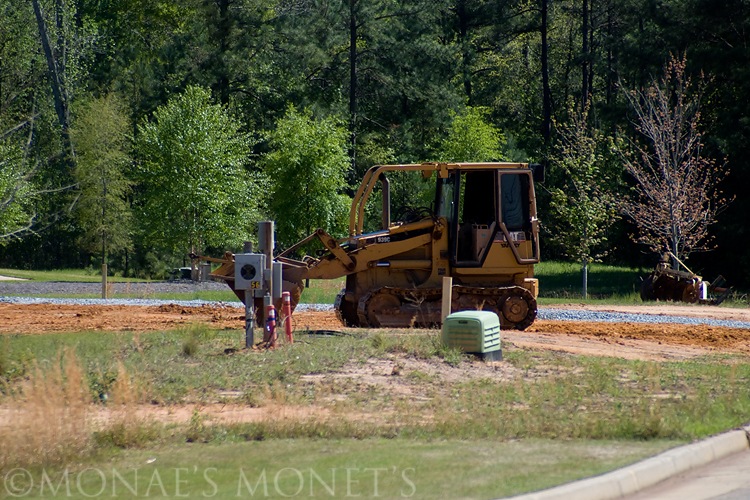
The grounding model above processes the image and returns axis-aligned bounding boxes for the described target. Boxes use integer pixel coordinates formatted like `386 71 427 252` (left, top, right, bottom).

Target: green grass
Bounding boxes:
13 290 243 303
18 438 676 499
299 262 651 304
2 262 747 497
535 261 647 301
300 277 345 304
0 268 148 282
297 262 652 305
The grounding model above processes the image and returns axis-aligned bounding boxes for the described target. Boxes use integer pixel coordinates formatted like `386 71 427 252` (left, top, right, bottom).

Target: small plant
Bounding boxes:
0 337 8 379
182 335 199 357
370 333 386 350
185 409 208 443
88 365 118 403
0 347 33 395
437 344 464 367
181 323 212 357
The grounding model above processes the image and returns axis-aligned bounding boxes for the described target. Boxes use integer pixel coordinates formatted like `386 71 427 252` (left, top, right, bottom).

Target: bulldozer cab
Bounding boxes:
346 162 540 271
436 166 538 267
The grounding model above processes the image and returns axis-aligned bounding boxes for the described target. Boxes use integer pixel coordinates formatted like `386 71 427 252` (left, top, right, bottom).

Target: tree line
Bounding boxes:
0 0 747 288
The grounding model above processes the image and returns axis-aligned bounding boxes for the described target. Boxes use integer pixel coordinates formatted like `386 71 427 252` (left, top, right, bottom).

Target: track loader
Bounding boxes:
208 162 544 330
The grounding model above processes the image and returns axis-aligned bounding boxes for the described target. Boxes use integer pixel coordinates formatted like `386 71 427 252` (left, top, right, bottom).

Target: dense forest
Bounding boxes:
1 0 748 288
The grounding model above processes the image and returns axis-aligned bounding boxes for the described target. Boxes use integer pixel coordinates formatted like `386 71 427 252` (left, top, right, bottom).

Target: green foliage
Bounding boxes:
263 107 350 247
547 103 619 296
0 137 35 242
438 106 506 162
135 86 262 257
71 93 133 261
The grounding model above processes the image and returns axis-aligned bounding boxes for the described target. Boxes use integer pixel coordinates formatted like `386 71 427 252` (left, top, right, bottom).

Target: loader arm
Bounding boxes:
294 218 443 281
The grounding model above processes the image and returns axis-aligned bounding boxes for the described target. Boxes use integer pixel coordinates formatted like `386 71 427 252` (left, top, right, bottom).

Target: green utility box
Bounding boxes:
442 310 502 361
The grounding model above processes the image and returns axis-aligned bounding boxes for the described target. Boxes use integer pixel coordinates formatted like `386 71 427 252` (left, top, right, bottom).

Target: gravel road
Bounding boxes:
0 279 228 296
1 279 749 329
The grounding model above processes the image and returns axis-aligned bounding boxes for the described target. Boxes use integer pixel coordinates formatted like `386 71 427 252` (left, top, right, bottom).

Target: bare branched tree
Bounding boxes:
619 54 731 266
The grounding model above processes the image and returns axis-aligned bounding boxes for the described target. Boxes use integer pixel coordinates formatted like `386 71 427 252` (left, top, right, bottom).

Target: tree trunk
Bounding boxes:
581 0 590 108
101 263 108 299
215 0 231 104
605 3 614 106
540 0 552 151
31 0 75 167
582 261 589 299
348 0 358 176
457 0 473 105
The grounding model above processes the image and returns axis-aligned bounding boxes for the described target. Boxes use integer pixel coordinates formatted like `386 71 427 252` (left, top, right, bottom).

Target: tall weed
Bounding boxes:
0 350 159 472
0 348 91 471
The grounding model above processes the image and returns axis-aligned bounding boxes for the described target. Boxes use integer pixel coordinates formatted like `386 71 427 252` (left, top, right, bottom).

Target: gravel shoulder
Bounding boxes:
0 279 228 295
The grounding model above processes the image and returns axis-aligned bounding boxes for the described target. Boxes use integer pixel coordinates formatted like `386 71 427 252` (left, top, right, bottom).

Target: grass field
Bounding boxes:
2 325 749 498
0 268 148 283
0 261 646 305
19 439 674 499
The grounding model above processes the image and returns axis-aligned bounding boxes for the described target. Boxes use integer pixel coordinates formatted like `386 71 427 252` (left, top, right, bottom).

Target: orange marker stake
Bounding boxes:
282 291 294 344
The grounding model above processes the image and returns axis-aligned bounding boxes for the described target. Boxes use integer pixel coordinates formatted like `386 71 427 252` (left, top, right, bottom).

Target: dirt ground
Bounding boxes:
1 302 750 361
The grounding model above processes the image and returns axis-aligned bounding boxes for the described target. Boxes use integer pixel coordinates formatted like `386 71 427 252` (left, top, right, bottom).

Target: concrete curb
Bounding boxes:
506 426 750 500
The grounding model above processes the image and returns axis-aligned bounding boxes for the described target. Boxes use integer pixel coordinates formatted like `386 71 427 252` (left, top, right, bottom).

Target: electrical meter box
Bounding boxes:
442 310 502 360
234 253 266 294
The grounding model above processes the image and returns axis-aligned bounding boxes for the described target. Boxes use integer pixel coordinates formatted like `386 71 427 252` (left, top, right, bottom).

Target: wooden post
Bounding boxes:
101 263 108 299
441 276 453 323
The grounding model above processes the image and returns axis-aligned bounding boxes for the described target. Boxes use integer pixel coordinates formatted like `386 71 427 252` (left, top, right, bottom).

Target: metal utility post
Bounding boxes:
243 239 255 347
101 263 108 299
258 221 275 328
236 223 278 349
259 221 274 271
244 290 254 347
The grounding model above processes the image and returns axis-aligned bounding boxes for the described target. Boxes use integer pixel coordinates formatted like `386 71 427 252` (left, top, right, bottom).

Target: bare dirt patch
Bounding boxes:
522 319 750 360
2 302 748 361
0 303 341 334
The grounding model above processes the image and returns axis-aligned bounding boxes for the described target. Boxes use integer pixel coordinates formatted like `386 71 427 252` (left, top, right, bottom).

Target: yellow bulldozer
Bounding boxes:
207 161 544 330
